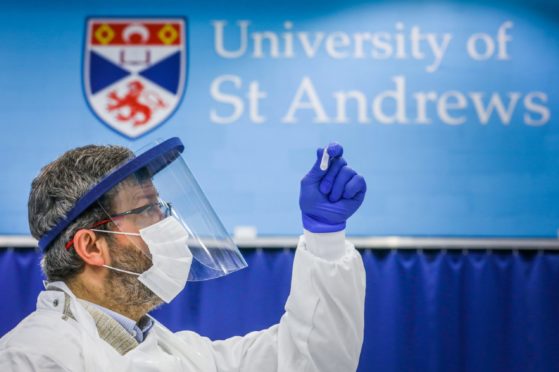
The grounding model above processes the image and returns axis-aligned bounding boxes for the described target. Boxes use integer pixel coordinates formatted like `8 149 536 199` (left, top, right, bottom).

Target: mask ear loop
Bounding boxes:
94 227 144 275
89 225 153 276
102 264 141 276
89 229 150 275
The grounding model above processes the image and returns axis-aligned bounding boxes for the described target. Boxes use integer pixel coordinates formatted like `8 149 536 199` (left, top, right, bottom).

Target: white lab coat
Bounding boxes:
0 231 366 371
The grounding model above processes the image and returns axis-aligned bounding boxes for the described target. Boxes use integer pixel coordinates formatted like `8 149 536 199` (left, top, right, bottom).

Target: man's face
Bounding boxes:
101 179 165 307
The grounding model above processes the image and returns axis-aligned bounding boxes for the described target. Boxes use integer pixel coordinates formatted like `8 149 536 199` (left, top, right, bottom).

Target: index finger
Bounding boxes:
326 143 343 160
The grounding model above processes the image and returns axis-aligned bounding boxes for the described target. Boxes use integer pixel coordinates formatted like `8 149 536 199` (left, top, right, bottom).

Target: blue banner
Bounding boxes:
1 0 558 237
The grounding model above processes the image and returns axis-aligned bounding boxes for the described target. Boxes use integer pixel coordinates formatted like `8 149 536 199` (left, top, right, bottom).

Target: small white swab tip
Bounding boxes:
320 146 330 171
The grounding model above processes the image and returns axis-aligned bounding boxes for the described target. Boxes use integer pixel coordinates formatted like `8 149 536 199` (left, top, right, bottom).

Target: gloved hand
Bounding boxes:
299 143 367 233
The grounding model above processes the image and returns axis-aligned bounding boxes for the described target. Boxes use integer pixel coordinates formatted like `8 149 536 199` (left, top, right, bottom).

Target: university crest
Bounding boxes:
84 18 187 138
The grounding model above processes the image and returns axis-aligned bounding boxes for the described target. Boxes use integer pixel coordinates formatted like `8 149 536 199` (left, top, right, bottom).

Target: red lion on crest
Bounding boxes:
106 80 166 126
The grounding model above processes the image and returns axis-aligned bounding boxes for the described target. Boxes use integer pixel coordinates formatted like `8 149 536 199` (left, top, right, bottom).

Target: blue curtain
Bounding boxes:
1 247 558 372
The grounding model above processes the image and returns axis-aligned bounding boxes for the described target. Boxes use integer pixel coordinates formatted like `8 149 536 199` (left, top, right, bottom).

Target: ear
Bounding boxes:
72 229 108 267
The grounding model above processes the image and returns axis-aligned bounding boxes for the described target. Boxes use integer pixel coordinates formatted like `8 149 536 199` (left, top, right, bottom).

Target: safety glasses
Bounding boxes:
64 200 172 250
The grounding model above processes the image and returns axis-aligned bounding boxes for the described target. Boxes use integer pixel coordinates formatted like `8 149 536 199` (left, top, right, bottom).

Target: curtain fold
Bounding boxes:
1 248 558 372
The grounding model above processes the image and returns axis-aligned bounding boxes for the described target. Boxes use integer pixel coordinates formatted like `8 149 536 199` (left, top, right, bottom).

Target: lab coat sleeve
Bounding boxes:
180 230 366 372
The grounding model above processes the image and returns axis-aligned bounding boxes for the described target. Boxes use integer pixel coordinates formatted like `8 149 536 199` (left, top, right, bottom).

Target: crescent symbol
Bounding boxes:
122 24 150 43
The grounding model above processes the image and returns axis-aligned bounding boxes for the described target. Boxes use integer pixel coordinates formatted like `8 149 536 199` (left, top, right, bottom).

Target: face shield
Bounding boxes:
38 138 247 290
95 139 247 283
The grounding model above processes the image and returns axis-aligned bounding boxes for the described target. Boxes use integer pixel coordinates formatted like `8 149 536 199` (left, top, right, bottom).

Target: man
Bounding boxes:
0 137 367 371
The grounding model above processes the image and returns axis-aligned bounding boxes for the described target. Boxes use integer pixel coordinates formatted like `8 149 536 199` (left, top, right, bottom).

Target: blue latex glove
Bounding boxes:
299 143 367 233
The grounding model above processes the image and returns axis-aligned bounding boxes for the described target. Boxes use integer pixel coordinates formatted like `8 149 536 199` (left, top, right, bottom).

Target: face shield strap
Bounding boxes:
38 137 185 252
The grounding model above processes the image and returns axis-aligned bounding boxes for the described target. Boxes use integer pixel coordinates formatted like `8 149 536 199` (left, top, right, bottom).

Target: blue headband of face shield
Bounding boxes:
37 137 184 252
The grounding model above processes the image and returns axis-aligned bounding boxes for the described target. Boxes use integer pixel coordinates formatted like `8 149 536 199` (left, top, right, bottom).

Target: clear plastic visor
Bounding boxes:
95 149 247 282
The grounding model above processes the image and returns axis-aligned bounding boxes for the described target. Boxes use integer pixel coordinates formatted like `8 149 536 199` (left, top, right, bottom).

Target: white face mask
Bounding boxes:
97 216 193 303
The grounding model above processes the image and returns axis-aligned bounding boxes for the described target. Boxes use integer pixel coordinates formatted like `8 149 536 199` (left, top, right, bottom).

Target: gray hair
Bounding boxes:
28 144 133 282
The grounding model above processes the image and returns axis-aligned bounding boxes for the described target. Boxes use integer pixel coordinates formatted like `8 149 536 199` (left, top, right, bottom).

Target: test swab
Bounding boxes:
320 146 330 171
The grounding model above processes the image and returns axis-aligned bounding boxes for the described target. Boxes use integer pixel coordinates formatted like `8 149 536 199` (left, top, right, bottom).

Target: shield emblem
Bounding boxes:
84 18 187 138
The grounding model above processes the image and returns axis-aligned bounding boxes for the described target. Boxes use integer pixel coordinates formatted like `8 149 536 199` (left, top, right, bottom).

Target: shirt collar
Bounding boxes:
84 302 154 343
